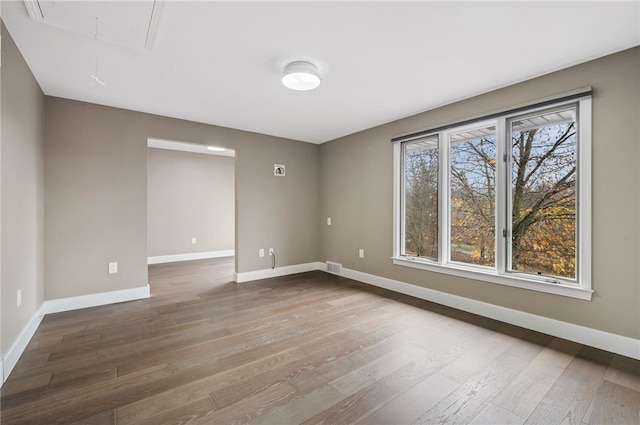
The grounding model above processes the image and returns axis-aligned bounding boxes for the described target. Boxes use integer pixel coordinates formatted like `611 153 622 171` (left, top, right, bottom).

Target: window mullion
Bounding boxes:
438 131 449 265
495 118 508 276
394 142 403 257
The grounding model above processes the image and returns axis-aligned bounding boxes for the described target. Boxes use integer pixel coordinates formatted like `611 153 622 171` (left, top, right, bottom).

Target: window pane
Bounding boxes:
510 107 577 279
403 137 438 259
449 126 496 267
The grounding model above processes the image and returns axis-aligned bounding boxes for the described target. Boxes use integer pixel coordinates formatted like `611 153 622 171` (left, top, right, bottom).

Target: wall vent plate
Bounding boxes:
326 261 342 274
274 164 285 176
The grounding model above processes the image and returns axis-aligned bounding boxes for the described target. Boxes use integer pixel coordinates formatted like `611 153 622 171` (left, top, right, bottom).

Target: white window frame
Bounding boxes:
443 119 498 271
393 94 592 300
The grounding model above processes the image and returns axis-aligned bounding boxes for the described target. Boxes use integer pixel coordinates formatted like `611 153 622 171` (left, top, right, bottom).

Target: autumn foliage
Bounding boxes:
404 108 577 280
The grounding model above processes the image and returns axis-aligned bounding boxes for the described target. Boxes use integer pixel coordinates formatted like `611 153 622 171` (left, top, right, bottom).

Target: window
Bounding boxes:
394 92 592 300
448 123 497 268
403 136 438 260
507 107 578 280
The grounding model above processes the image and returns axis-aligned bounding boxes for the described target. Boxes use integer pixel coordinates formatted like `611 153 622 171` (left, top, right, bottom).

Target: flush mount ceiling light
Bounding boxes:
206 146 225 152
282 61 321 91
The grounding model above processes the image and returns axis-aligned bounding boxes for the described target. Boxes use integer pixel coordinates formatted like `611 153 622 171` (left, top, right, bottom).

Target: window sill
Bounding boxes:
392 257 593 301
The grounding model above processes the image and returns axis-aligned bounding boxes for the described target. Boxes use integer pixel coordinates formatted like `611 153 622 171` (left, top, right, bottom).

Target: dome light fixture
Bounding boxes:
282 61 321 91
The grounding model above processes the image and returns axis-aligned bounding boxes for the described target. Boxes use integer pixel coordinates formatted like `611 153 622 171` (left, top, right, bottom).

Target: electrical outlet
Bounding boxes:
327 217 332 225
359 249 364 258
17 289 22 308
191 237 197 244
259 248 265 257
109 262 118 274
269 248 275 256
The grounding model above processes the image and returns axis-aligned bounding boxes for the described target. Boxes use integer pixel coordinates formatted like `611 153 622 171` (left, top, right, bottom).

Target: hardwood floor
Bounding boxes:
1 257 638 424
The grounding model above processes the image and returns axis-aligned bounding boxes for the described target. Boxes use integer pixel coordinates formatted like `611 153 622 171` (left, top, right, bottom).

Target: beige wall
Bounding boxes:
2 17 636 362
320 47 640 340
147 148 235 257
1 25 45 353
45 97 319 299
1 19 3 361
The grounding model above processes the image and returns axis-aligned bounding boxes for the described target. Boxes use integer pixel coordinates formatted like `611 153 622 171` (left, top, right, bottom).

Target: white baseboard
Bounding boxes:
328 265 639 360
235 261 640 358
148 250 235 265
233 262 324 283
2 261 635 391
44 285 150 314
2 304 45 384
1 285 151 387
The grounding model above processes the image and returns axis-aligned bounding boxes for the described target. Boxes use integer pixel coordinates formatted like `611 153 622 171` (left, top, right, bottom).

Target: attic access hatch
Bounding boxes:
23 0 162 52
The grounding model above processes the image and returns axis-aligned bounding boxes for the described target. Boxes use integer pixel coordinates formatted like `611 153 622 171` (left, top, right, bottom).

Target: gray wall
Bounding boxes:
320 47 640 340
147 148 235 257
1 25 45 353
45 97 319 299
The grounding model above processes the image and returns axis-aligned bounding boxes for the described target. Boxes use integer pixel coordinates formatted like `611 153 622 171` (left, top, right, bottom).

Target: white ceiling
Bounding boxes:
3 1 639 144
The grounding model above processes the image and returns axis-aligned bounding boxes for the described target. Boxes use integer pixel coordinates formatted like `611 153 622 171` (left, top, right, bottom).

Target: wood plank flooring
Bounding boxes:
1 257 638 424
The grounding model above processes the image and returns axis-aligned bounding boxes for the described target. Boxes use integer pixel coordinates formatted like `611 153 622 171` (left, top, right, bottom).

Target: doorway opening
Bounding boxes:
146 138 236 286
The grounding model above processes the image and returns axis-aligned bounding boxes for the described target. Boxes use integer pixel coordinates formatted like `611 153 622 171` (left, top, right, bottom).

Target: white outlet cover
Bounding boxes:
259 248 265 257
17 289 22 307
109 262 118 274
327 217 332 225
359 249 364 258
192 237 197 244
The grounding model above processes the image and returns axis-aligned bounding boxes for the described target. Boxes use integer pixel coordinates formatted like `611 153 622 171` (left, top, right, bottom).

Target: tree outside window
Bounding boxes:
400 102 583 284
